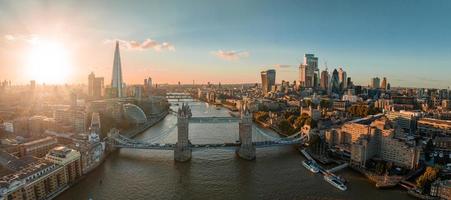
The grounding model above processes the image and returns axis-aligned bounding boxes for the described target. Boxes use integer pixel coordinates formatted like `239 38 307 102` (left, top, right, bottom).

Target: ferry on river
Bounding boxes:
324 174 347 191
302 160 320 173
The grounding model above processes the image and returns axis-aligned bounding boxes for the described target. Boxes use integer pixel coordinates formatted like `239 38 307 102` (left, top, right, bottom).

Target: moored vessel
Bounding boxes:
324 174 347 191
302 160 320 173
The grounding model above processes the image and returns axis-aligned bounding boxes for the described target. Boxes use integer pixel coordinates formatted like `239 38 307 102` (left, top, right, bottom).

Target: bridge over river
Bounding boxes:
107 104 308 161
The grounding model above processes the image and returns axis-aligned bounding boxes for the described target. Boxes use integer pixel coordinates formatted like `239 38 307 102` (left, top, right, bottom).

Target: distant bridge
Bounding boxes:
166 93 195 101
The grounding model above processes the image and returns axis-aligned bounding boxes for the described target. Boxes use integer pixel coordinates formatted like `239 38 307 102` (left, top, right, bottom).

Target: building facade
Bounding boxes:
417 118 451 137
299 54 318 88
371 77 380 89
88 72 104 99
18 137 58 158
261 69 276 95
111 41 124 98
320 69 329 91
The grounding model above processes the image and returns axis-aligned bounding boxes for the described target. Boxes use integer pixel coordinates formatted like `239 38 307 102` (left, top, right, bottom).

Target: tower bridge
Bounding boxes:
107 104 307 162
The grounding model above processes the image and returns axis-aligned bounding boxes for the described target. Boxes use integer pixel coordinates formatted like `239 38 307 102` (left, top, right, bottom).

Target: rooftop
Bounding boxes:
48 146 72 158
418 118 451 126
22 136 56 147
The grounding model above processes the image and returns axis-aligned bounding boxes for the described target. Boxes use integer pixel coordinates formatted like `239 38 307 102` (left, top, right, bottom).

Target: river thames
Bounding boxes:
57 101 413 200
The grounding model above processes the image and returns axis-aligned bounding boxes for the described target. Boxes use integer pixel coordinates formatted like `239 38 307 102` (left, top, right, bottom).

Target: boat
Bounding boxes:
302 160 320 173
324 174 347 191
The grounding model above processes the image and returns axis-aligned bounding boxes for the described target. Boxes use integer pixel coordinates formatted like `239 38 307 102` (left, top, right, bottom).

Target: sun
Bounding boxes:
25 38 72 84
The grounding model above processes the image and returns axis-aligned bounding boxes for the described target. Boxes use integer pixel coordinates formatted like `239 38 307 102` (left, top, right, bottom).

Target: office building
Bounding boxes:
18 137 58 158
111 41 124 98
88 72 104 99
371 77 380 89
320 69 329 90
338 67 347 90
261 69 276 95
347 77 353 88
331 69 340 94
386 110 421 134
417 118 451 136
144 77 152 96
348 117 420 169
299 54 318 88
381 77 387 90
54 109 88 133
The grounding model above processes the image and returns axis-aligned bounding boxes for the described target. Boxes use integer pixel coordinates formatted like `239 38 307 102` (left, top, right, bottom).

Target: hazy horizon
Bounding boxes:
0 0 450 88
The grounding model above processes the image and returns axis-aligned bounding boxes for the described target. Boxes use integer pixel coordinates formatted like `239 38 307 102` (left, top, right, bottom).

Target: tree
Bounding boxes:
375 161 386 175
254 111 269 122
305 118 312 126
259 104 269 112
278 119 293 134
416 166 439 188
294 114 309 129
424 140 434 161
287 115 297 124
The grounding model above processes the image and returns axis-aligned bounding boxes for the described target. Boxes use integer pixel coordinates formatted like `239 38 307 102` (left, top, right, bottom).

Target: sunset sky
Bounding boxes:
0 0 450 88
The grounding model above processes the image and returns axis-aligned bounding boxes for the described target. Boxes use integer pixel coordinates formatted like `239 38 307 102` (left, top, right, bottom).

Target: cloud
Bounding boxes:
2 34 37 43
4 34 15 41
104 38 175 52
212 50 250 61
272 64 292 68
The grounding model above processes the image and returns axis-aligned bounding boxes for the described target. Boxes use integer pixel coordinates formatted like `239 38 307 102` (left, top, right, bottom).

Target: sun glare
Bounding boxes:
25 38 72 84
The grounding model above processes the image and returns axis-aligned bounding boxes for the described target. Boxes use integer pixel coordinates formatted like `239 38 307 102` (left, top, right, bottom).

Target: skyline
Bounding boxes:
0 0 451 88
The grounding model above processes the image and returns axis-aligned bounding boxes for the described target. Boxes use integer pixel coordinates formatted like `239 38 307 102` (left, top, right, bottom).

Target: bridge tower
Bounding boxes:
174 103 192 162
237 106 256 160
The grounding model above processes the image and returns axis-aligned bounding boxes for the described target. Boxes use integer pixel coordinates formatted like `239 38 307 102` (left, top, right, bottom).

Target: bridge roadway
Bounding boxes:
166 93 193 99
112 140 304 151
188 117 240 123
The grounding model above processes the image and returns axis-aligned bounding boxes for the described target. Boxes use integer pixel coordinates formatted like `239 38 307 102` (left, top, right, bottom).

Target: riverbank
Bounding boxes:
122 110 169 138
53 110 170 199
349 165 403 188
254 119 290 137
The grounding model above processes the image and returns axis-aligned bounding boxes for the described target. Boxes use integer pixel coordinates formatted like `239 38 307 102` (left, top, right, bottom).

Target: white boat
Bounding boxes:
324 175 347 191
302 160 320 173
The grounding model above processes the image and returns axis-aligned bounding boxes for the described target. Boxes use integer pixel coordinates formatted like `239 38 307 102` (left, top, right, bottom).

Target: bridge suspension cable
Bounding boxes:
139 123 177 143
254 127 306 143
111 123 177 146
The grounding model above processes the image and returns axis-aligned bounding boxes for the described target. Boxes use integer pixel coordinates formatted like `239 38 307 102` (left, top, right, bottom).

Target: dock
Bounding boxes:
326 163 349 173
299 148 349 190
300 149 314 161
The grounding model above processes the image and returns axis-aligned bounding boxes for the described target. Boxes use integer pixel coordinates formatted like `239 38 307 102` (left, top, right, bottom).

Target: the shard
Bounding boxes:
111 41 123 97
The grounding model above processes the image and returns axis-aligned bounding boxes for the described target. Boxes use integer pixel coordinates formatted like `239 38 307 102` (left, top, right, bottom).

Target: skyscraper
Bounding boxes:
299 54 318 88
338 67 347 90
347 77 353 88
371 77 381 89
261 69 276 95
331 69 340 94
144 77 152 96
320 69 329 90
111 41 123 98
88 72 104 99
381 77 387 90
